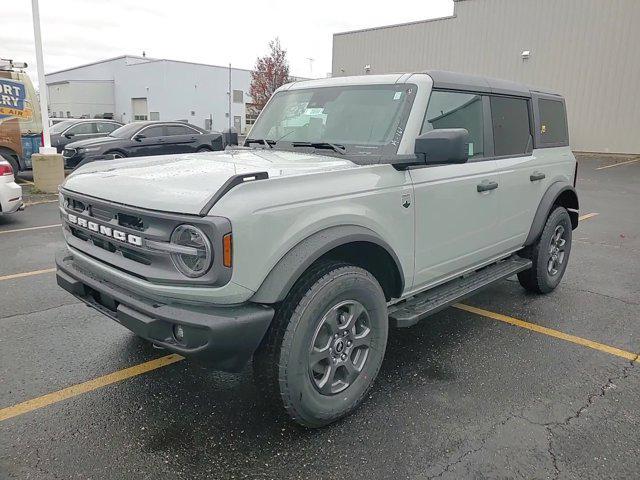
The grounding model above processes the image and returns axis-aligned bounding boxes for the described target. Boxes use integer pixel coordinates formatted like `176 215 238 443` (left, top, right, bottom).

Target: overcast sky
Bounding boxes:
3 0 454 86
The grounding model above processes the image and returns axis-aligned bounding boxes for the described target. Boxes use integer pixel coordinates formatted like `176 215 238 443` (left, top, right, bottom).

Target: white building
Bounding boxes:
45 55 252 133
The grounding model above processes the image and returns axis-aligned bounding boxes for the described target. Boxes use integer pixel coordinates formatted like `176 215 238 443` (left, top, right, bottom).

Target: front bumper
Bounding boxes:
56 251 274 372
63 150 87 168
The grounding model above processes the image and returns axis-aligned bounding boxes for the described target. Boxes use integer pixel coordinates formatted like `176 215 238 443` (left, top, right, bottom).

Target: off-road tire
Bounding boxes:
253 260 388 428
518 206 573 294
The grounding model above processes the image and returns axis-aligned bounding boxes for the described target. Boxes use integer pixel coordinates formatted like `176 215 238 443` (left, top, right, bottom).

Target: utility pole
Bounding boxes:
30 0 55 153
228 63 232 131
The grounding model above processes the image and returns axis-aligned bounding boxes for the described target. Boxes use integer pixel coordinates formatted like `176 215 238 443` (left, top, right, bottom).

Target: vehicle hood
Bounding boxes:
65 136 122 149
62 149 360 215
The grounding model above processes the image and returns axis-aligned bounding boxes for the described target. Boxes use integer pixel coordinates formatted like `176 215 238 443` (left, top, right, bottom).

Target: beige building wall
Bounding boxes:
332 0 640 154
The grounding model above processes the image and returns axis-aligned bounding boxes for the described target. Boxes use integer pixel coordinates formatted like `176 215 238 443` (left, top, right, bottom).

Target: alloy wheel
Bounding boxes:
308 300 372 395
547 225 566 276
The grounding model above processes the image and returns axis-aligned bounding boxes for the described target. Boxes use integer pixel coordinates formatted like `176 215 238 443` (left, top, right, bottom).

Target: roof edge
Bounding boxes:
333 14 457 37
45 55 152 76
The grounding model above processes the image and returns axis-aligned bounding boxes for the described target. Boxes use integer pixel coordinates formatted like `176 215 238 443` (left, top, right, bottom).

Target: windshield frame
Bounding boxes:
247 83 417 160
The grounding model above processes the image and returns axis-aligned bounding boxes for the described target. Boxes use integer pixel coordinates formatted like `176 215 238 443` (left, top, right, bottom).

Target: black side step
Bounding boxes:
388 256 532 328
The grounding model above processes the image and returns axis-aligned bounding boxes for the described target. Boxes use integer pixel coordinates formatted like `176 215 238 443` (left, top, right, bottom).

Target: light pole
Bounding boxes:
30 0 55 154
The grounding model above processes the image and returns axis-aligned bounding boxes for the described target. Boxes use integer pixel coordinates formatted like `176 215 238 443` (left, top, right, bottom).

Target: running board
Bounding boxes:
388 256 532 328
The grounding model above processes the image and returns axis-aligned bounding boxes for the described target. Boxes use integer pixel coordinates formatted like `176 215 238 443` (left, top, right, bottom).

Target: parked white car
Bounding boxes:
0 160 24 215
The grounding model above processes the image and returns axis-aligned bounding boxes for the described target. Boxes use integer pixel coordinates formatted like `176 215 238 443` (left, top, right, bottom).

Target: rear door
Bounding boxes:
489 96 548 249
410 90 503 289
163 124 201 153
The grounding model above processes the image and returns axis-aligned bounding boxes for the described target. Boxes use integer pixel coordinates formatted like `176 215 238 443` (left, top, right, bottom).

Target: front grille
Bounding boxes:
59 189 232 286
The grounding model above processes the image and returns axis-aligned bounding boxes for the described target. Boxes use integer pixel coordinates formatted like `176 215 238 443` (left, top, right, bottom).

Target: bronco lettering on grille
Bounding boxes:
67 213 143 246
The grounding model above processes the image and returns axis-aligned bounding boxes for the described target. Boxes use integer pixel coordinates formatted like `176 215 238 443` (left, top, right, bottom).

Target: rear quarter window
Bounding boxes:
538 99 569 145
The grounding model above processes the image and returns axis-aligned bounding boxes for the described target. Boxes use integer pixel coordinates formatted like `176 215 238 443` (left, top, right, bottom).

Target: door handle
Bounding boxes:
530 171 546 182
477 180 499 193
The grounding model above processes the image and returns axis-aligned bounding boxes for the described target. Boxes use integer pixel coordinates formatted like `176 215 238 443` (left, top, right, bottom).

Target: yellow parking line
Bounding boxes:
596 157 640 170
0 223 61 235
578 212 599 221
454 303 638 363
0 354 184 422
0 268 56 282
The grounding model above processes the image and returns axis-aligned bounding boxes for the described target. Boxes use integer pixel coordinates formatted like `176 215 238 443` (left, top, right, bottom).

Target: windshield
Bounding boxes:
248 84 416 155
50 120 76 134
109 123 142 138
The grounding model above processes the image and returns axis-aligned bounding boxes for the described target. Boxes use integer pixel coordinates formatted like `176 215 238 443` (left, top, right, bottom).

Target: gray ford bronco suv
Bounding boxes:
56 71 578 427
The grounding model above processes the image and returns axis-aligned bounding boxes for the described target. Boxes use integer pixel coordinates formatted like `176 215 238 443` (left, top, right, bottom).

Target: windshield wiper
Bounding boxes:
291 142 346 155
245 138 275 148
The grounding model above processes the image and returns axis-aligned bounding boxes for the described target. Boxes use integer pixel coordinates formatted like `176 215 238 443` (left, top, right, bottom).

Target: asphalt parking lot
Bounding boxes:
1 156 638 480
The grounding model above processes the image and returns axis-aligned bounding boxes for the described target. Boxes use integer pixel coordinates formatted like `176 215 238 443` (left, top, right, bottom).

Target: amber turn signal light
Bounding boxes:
223 233 233 267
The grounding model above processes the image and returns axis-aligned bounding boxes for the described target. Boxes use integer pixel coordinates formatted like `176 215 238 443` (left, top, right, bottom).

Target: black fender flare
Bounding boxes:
251 225 405 304
524 181 579 246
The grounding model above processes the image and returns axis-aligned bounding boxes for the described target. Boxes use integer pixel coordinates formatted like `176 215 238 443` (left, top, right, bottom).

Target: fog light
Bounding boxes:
173 324 185 342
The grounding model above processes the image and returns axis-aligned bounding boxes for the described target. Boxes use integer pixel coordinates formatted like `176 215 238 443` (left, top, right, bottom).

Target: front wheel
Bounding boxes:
253 261 388 428
518 206 573 293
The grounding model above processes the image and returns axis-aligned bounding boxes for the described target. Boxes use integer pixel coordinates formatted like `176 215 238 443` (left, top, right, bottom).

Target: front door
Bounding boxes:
129 125 166 157
234 115 241 133
410 89 503 290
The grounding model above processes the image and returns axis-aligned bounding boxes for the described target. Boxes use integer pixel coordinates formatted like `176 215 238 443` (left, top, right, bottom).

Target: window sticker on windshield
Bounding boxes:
393 91 403 100
468 143 474 156
304 107 324 115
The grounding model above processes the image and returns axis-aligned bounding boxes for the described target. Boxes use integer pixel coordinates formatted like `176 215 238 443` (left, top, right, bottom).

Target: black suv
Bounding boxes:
62 121 226 168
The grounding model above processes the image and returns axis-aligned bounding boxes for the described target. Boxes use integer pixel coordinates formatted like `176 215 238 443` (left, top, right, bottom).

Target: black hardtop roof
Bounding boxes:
423 70 562 98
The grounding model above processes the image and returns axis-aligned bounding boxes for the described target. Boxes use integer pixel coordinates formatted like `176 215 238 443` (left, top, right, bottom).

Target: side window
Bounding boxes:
422 90 485 158
538 99 568 145
140 126 165 138
96 122 119 134
67 122 95 135
490 97 532 156
165 125 192 136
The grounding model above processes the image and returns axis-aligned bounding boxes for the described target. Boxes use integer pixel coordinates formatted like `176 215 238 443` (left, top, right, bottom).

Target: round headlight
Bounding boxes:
170 224 212 278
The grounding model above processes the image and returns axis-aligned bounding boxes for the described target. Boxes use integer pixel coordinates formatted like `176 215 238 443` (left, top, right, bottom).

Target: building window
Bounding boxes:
422 90 485 158
133 115 148 121
233 90 243 103
150 111 160 121
490 97 532 156
538 99 568 145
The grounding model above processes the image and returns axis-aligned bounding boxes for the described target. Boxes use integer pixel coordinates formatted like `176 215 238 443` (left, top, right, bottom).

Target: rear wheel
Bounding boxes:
518 206 572 293
253 261 388 428
105 151 126 159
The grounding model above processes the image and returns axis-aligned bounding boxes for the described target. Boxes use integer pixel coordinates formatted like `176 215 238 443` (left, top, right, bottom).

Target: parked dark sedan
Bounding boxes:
62 121 226 168
50 119 124 153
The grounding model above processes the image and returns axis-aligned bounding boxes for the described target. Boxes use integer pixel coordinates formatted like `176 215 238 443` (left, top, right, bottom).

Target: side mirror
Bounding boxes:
133 133 146 141
414 128 469 165
64 132 75 139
